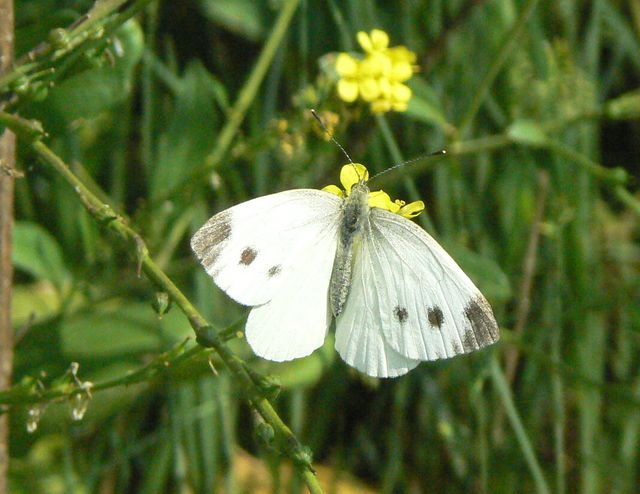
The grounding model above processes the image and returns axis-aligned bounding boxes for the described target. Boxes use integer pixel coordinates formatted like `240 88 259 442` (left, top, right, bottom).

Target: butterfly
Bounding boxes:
191 163 499 378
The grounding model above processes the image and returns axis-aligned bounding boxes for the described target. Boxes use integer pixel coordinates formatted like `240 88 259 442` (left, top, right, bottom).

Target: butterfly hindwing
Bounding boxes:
245 223 339 361
333 235 422 377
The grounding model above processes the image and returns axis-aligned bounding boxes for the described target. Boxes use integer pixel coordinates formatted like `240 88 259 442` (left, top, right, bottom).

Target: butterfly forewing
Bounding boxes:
338 207 499 365
191 190 341 307
192 189 342 361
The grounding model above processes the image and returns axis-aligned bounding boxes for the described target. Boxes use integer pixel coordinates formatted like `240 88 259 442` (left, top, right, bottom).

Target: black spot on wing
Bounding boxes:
239 247 258 265
463 296 499 351
427 307 444 329
393 306 408 323
267 265 281 277
191 210 232 270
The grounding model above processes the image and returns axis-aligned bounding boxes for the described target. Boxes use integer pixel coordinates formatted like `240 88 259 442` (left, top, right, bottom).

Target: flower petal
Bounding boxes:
391 61 413 81
336 53 359 77
359 78 381 101
368 190 399 212
335 30 417 113
370 29 389 51
322 184 344 197
392 82 412 102
359 53 390 77
388 45 417 64
379 78 392 98
337 79 359 102
340 163 369 192
392 101 408 112
398 200 425 218
357 31 373 52
370 99 392 113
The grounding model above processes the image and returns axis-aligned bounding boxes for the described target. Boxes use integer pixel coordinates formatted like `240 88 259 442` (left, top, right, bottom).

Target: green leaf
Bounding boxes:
13 221 70 286
405 78 452 131
28 19 144 125
507 119 548 146
200 0 267 41
605 89 640 120
12 282 63 328
150 62 223 203
60 301 192 360
444 242 512 303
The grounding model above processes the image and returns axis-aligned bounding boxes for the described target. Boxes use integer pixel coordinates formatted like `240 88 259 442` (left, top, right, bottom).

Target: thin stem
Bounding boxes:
0 0 155 107
614 185 640 217
551 230 567 494
491 356 551 494
157 0 302 203
0 345 208 405
504 170 549 383
0 113 323 493
374 114 437 233
458 0 539 135
544 138 628 184
0 2 14 492
493 170 549 442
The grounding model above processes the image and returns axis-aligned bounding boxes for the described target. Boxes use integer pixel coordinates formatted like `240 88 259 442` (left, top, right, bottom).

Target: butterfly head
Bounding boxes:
322 163 425 220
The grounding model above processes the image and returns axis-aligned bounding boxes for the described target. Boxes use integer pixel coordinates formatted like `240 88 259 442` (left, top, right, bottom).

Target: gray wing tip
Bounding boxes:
190 210 233 269
461 296 500 352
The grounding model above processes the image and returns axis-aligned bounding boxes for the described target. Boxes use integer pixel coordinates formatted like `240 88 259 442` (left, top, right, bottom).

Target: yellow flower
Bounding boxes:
357 29 389 53
335 29 417 114
335 53 359 102
322 164 424 219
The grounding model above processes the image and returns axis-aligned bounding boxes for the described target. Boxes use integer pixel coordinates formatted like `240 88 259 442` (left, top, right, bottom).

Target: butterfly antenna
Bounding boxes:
369 149 447 182
310 109 363 179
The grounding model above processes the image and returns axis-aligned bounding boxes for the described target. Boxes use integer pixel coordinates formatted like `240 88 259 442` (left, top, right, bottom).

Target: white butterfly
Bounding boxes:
191 163 499 378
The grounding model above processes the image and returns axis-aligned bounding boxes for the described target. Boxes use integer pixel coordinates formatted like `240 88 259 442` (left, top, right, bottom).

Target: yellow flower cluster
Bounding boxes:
323 164 424 219
336 29 417 113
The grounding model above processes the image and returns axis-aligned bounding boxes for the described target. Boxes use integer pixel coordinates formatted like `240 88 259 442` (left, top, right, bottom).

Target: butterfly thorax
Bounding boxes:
330 181 370 317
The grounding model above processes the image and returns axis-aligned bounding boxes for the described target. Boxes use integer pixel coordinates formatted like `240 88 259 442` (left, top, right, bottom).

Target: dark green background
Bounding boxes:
8 0 640 492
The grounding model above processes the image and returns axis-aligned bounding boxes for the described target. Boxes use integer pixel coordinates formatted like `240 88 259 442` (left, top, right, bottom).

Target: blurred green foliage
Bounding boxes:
6 0 640 492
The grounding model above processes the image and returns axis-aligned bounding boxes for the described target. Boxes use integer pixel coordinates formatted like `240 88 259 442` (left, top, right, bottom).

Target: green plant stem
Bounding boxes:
15 0 130 63
0 0 155 103
543 138 628 185
491 356 551 494
0 314 244 406
368 117 640 226
1 113 323 494
158 0 302 203
0 2 14 490
374 114 437 233
0 345 208 405
614 186 640 216
458 0 539 135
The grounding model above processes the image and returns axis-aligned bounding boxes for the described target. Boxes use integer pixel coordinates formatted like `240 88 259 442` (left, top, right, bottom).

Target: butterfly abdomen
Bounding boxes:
330 183 370 317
